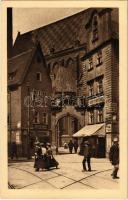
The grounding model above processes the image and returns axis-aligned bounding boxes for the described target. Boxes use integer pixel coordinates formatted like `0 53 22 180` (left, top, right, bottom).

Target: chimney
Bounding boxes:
7 8 13 58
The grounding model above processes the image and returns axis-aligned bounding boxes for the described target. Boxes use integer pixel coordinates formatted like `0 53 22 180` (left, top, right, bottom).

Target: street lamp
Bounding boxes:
26 82 31 159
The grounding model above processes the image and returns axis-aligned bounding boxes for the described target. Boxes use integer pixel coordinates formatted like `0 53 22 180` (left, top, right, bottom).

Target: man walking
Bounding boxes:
82 140 92 172
109 137 119 179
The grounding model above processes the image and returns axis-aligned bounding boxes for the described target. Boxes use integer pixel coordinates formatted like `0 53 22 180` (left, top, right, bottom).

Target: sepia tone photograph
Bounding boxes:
0 1 127 198
7 6 120 190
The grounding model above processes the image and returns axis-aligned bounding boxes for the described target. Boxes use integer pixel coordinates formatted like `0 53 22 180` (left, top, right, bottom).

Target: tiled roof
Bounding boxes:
8 47 35 86
13 8 118 58
12 8 94 56
13 8 118 57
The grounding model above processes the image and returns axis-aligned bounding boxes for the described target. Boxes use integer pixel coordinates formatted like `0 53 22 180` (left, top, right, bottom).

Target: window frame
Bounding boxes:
97 107 104 123
36 72 42 81
88 57 93 71
88 81 94 97
88 109 94 125
96 77 103 94
96 51 102 66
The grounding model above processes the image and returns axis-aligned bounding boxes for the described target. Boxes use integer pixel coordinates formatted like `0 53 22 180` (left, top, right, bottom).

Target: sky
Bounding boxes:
13 8 86 43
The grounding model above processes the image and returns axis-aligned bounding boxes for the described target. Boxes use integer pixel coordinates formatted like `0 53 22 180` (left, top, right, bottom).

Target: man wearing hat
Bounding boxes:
82 140 92 172
109 137 119 179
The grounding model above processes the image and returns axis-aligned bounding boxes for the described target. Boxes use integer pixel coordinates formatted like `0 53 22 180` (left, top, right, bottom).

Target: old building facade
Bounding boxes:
8 8 119 157
8 43 52 156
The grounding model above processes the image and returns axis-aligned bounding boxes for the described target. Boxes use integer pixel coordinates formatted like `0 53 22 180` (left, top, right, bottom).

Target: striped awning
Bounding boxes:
73 123 105 137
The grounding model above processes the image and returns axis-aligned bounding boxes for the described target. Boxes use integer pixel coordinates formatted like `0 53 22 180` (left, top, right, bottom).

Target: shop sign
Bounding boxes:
106 124 112 133
88 96 104 106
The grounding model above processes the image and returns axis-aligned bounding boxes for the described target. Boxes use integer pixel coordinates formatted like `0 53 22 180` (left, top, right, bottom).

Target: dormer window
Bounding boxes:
92 14 98 42
36 72 42 81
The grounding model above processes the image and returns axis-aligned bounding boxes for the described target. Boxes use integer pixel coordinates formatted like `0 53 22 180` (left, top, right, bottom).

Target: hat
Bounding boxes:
113 137 118 142
34 141 40 145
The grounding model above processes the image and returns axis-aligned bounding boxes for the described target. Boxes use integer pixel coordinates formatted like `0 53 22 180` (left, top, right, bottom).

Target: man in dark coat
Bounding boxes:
82 140 92 172
73 139 78 153
109 137 119 179
68 140 74 154
11 142 18 159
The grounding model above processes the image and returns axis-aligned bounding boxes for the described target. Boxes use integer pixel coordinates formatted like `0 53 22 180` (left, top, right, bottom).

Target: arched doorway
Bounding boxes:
56 114 80 147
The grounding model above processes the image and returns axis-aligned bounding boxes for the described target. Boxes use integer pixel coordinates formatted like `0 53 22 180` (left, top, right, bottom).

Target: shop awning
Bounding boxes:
73 123 105 138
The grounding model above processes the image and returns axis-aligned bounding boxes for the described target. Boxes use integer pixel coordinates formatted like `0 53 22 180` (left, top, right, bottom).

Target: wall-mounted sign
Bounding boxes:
106 124 112 133
88 96 104 106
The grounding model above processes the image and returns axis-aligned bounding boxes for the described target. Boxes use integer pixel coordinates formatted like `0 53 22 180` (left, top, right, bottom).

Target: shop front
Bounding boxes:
73 123 105 158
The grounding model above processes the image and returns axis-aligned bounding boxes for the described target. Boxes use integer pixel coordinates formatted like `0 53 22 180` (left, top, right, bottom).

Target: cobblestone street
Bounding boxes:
8 153 119 189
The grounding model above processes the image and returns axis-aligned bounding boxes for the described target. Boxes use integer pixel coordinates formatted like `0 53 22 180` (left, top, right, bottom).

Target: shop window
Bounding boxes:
34 111 39 123
88 110 94 124
88 57 93 71
88 81 94 96
92 15 98 42
42 113 47 124
36 72 42 81
97 77 103 94
96 51 102 66
97 108 104 123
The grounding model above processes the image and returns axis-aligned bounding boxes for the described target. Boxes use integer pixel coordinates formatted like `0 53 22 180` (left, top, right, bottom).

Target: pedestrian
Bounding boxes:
63 142 68 149
34 142 42 171
109 137 119 179
41 143 47 157
46 143 59 170
73 139 78 153
82 140 92 172
68 139 74 154
11 142 18 160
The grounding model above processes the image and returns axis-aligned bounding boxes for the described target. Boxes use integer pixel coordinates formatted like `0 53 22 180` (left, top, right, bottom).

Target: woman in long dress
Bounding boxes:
46 143 59 170
34 142 43 171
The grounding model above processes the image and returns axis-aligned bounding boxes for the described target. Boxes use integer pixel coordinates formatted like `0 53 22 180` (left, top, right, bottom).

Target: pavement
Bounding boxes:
8 150 120 190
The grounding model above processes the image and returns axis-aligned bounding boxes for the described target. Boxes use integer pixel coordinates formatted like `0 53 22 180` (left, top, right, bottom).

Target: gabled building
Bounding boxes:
8 7 119 157
8 43 52 156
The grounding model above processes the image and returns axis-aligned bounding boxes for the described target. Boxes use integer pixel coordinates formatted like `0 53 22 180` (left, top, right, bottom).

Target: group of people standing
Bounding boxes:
67 139 79 154
34 142 59 171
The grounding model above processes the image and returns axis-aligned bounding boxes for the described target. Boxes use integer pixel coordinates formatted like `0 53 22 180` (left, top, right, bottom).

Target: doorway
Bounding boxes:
56 114 79 146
